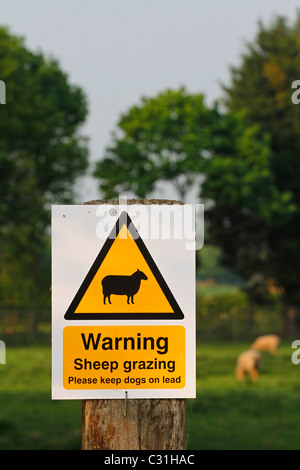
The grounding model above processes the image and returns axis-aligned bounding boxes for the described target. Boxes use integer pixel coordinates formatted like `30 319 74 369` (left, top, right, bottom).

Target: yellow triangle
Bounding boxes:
75 226 173 314
64 211 184 320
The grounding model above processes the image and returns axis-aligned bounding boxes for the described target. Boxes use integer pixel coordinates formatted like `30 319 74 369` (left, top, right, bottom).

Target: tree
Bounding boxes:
94 87 281 208
205 13 300 335
94 80 298 336
0 26 89 308
94 88 214 201
223 13 300 201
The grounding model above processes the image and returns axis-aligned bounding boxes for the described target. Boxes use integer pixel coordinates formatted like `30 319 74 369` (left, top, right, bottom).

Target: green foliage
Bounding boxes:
224 14 300 156
196 283 283 341
94 87 214 200
0 26 88 226
197 289 248 319
0 26 89 307
196 288 249 341
223 14 300 209
202 111 296 225
0 239 51 309
210 13 300 305
197 297 282 342
94 86 290 217
197 245 233 282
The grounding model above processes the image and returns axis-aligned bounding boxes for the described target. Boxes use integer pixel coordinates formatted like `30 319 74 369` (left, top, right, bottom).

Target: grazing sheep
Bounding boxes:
235 349 261 382
251 334 281 355
102 269 148 305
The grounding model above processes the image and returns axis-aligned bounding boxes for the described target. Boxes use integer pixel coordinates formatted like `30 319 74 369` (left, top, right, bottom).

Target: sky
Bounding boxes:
1 0 300 203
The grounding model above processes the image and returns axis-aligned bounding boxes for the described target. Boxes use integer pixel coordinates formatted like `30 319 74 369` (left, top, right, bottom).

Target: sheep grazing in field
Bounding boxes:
235 349 261 382
102 269 148 305
251 334 281 355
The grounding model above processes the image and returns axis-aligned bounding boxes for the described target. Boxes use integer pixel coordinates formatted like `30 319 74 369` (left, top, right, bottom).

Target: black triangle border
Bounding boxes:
64 211 184 320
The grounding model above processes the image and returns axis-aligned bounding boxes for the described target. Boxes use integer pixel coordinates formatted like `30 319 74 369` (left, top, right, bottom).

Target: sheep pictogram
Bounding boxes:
102 269 148 305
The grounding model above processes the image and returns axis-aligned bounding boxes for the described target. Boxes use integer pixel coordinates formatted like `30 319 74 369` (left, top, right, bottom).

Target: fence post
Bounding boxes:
81 198 186 451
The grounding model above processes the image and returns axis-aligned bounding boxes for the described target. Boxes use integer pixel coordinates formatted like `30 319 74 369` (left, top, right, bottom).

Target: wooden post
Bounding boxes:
81 198 186 451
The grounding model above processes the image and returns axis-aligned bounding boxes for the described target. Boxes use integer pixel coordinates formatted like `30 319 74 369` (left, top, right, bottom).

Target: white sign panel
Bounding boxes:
52 204 196 399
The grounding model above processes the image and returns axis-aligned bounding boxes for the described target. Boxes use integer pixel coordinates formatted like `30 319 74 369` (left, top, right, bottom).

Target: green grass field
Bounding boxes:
0 341 299 449
186 341 300 450
0 345 81 449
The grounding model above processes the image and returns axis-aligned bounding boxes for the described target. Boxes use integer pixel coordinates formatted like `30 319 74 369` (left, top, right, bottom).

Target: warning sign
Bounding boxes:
63 325 185 390
51 204 197 400
65 212 184 320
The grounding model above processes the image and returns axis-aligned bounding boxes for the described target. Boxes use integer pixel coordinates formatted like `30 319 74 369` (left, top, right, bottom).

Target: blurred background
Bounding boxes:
1 0 300 450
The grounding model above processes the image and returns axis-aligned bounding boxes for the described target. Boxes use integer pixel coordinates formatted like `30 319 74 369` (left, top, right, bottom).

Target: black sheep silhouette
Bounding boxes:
102 269 148 305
